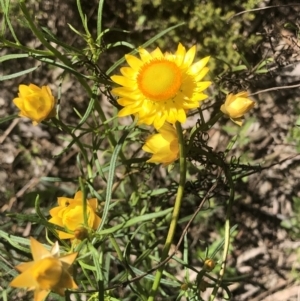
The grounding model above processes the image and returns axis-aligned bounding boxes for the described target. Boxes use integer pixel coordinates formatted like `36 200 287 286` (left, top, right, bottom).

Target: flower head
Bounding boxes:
10 237 78 301
111 43 211 129
13 84 56 125
142 122 179 166
49 191 101 239
220 91 255 126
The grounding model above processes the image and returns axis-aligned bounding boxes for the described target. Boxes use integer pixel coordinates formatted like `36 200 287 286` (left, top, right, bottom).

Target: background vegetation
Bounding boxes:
1 0 300 300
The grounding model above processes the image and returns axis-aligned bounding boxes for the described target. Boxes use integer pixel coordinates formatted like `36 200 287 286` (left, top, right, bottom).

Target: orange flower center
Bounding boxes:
137 59 182 101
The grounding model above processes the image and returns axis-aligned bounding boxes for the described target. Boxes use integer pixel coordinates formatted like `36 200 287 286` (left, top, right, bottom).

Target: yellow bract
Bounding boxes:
220 91 255 126
9 237 78 301
49 191 101 239
111 43 211 129
13 84 56 125
142 122 179 166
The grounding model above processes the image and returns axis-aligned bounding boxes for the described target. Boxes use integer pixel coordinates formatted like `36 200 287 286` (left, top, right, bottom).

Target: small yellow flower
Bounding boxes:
13 84 56 125
220 91 255 126
10 237 78 301
49 191 101 239
111 43 211 129
142 122 179 166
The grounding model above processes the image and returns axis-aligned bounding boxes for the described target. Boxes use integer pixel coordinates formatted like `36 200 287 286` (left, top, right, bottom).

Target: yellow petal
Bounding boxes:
61 252 78 264
117 97 137 106
49 207 62 218
34 289 49 301
196 81 212 91
118 105 140 117
175 108 186 123
73 191 82 200
174 43 186 66
15 261 35 272
193 66 210 82
189 56 210 75
49 215 64 228
150 47 164 59
183 45 196 68
111 75 136 88
125 54 143 70
120 66 137 78
10 268 37 288
59 231 75 240
153 114 167 129
93 214 102 229
231 117 244 126
138 47 152 62
88 198 98 211
30 237 51 261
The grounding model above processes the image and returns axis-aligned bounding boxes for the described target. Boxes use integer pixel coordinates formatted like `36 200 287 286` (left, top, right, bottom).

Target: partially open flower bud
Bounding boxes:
74 227 89 240
220 91 255 126
203 258 215 271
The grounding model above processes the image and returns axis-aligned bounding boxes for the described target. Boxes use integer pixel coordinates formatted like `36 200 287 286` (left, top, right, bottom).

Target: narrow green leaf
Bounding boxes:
0 53 28 63
97 207 173 235
0 114 18 125
74 98 95 129
96 0 105 42
97 131 130 233
1 0 19 43
88 242 103 281
0 66 38 81
41 27 79 52
0 230 31 253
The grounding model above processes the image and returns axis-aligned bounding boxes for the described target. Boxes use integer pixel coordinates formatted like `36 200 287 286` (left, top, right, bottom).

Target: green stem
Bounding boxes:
79 177 88 227
148 121 187 301
201 111 223 131
209 168 234 301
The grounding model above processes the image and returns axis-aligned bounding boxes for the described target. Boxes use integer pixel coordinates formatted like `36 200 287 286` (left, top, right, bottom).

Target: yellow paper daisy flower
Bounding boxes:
142 122 179 166
13 84 56 125
10 237 78 301
111 43 211 129
49 191 101 240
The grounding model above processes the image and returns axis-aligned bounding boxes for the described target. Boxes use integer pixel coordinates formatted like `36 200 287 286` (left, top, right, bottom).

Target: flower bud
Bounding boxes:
203 258 215 271
74 227 89 240
220 91 255 126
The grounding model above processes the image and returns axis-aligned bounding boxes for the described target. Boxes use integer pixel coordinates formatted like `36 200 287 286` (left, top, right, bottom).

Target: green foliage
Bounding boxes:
123 0 261 74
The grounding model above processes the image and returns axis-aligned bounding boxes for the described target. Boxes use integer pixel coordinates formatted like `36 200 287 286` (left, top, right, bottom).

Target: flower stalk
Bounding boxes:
148 121 186 301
